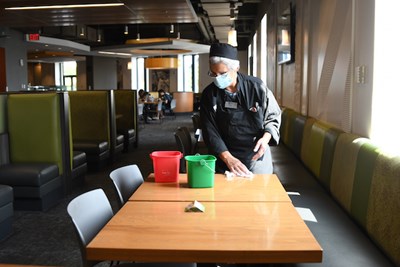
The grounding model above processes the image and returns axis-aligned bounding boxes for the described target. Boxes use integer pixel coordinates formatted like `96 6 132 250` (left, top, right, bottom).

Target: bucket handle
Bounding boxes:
199 159 215 173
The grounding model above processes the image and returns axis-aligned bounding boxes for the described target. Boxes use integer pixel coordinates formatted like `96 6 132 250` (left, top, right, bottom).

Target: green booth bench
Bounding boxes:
114 89 139 151
0 185 13 241
270 107 399 266
68 90 124 170
0 93 87 211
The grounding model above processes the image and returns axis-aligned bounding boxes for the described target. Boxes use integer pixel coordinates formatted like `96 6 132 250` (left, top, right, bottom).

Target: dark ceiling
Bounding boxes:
0 0 262 52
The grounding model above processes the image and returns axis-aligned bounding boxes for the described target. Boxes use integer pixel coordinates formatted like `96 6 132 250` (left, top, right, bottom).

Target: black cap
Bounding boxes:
209 43 238 60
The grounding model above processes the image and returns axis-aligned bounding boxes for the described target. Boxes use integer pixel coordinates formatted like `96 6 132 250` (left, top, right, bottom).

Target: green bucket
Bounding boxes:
185 155 217 188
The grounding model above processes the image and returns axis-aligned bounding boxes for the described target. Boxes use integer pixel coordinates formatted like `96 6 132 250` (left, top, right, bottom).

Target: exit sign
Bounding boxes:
26 33 40 41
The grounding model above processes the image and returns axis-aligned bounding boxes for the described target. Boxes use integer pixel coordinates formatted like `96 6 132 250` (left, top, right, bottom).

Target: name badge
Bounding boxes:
225 101 238 109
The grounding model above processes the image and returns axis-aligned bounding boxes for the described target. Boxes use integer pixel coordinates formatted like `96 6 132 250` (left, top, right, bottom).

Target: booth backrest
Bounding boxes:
300 117 321 177
278 108 308 160
330 133 369 212
292 115 307 157
366 152 400 264
0 94 7 134
114 90 137 131
68 91 110 143
7 93 64 175
279 107 400 265
299 117 343 189
331 133 400 264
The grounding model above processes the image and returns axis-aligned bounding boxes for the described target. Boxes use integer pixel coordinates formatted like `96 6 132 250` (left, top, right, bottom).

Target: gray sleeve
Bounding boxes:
263 88 281 145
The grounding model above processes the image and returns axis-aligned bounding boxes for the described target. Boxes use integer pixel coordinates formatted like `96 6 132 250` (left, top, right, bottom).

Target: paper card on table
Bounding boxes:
185 200 205 212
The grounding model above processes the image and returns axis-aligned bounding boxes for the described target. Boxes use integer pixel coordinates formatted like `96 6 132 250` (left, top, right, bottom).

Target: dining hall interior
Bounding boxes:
0 0 399 267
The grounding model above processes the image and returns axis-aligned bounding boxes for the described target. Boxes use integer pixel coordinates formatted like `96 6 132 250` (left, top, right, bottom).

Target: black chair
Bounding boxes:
164 98 176 119
174 129 192 173
191 113 202 140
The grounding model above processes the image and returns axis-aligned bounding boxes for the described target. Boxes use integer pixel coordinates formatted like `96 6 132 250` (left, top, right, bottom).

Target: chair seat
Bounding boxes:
118 128 135 139
0 185 13 207
116 134 125 145
73 151 87 168
0 163 59 186
73 141 109 154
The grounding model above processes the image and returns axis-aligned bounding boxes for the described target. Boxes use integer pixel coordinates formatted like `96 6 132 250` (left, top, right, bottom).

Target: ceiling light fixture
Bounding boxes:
136 24 140 40
124 25 129 35
97 26 102 42
98 51 132 56
177 24 181 39
5 3 124 10
230 9 235 20
229 1 236 20
228 26 238 47
79 26 85 36
145 57 178 69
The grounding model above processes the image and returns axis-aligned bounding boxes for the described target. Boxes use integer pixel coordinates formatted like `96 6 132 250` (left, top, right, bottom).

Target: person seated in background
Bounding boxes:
158 89 173 117
138 89 154 123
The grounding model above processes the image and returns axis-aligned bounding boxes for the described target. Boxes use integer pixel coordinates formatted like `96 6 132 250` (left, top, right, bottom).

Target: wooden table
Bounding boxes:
86 201 322 263
129 173 291 202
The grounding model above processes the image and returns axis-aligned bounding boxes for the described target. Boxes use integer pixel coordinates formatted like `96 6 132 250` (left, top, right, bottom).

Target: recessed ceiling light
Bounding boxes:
5 3 124 10
98 51 132 56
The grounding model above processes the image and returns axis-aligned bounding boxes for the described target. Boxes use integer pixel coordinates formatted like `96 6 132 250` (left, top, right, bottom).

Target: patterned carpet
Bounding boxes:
0 113 194 267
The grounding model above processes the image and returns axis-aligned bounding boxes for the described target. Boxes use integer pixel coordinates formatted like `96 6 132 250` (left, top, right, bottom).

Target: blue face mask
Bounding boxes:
213 72 232 89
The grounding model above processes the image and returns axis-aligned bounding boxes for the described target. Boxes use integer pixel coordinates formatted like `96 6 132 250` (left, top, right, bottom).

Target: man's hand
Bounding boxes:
252 132 272 161
220 151 251 176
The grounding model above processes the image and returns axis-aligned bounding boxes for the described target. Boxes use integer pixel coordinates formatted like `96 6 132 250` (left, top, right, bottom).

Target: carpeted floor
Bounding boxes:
0 113 194 267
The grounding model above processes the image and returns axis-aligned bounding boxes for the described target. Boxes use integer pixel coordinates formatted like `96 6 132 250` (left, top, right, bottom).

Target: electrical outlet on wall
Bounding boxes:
355 65 366 84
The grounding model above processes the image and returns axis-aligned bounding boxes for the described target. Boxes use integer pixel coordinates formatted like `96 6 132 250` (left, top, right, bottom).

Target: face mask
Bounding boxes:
213 72 232 89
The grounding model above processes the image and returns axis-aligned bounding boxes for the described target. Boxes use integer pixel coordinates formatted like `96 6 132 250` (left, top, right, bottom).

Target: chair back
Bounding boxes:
157 100 163 112
191 113 202 139
109 164 144 207
138 103 144 116
174 129 192 173
67 188 113 267
170 99 176 110
177 127 193 154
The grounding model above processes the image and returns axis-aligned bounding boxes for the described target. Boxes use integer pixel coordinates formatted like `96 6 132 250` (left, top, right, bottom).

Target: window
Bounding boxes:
193 55 199 93
177 54 184 91
370 0 400 155
252 33 257 76
260 14 267 83
55 61 77 91
183 55 193 91
248 44 252 75
131 57 146 90
178 54 199 92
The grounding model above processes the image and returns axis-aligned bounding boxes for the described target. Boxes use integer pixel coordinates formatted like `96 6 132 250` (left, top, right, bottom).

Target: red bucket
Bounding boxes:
150 151 182 183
